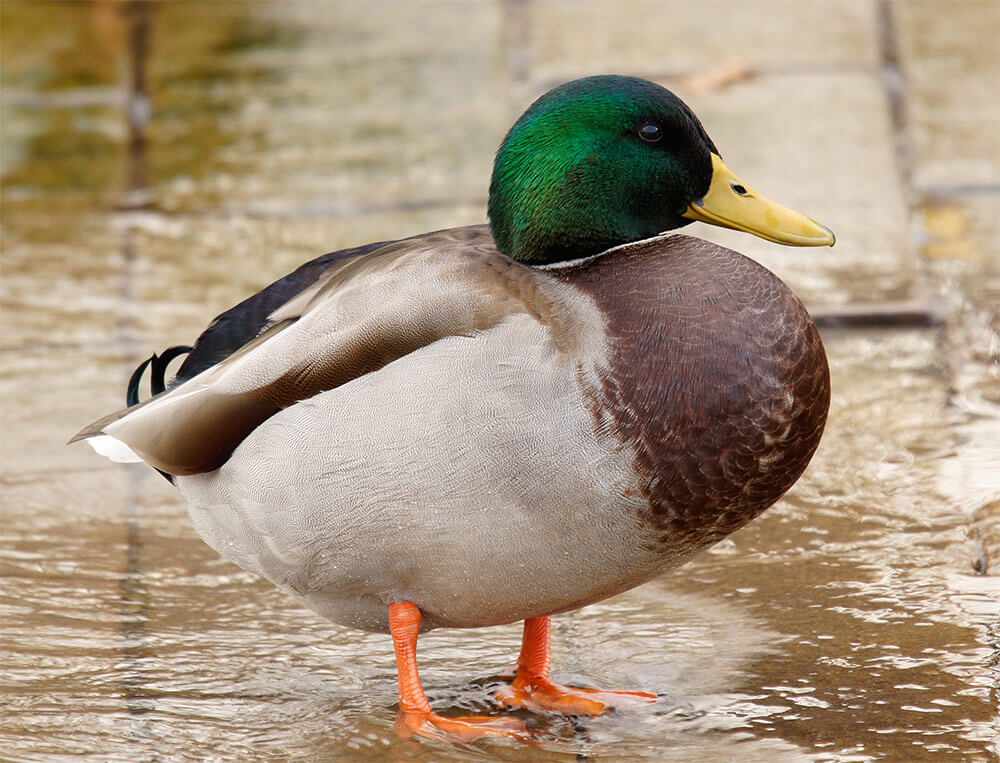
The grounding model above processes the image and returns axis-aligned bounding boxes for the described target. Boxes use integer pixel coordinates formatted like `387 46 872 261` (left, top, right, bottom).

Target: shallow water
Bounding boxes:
2 2 998 760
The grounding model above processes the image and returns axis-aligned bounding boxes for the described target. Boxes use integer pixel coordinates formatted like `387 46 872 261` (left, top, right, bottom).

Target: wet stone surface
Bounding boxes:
2 1 997 760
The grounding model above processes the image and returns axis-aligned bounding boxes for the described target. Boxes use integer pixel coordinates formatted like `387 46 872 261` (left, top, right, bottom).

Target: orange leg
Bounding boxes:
495 615 659 715
388 601 527 741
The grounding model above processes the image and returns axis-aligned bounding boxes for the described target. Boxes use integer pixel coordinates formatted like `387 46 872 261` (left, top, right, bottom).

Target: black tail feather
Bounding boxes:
151 345 194 396
126 356 156 408
125 346 192 485
126 345 193 408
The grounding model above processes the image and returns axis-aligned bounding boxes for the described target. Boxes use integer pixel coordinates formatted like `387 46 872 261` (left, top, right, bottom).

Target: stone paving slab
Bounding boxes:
527 0 878 82
676 69 913 307
895 0 1000 191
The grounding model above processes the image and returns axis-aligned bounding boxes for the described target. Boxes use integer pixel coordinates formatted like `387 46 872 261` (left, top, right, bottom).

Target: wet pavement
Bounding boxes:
2 1 998 760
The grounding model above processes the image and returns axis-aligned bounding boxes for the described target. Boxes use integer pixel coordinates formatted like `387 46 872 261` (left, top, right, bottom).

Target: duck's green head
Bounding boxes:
489 75 834 265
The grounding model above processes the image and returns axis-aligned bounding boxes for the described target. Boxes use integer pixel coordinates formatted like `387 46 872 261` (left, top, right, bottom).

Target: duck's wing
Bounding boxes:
171 239 393 384
72 225 585 477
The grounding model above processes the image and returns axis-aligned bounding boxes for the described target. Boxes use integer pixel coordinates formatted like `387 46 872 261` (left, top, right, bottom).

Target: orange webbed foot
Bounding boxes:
496 615 660 716
395 709 529 742
496 674 659 716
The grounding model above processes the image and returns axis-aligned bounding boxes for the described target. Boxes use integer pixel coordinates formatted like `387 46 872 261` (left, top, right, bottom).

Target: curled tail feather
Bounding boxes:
123 345 191 483
126 345 192 407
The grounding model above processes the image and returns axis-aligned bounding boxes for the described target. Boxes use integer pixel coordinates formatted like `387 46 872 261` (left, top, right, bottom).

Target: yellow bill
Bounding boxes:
683 153 835 247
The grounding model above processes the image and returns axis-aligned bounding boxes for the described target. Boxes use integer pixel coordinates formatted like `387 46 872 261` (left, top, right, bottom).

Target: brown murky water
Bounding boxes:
2 2 997 760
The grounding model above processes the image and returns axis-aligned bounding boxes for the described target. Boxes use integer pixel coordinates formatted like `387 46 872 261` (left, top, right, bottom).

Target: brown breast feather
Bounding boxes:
555 234 830 552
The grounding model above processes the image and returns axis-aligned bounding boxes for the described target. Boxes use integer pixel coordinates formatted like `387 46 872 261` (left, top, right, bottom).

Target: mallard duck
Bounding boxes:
74 75 833 741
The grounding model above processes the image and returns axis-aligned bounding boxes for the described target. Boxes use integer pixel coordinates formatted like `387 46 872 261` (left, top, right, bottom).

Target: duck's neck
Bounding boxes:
488 159 634 266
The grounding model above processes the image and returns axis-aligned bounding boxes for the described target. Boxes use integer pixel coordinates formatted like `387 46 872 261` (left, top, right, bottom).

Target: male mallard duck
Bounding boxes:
74 75 833 741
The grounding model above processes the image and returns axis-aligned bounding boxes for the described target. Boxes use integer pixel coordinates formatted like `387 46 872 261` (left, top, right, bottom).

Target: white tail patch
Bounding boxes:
85 434 144 464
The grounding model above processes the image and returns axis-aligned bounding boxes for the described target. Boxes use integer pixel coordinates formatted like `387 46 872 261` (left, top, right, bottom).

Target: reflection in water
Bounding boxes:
1 1 997 760
121 0 151 208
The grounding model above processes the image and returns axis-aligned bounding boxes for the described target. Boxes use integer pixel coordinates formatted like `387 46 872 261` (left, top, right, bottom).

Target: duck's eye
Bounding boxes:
731 183 749 196
638 123 663 143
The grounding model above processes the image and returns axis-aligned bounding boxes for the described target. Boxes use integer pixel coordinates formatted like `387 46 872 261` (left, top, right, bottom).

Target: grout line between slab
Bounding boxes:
874 0 915 204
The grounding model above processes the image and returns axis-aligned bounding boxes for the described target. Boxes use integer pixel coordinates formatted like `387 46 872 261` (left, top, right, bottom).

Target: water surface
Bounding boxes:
2 2 997 760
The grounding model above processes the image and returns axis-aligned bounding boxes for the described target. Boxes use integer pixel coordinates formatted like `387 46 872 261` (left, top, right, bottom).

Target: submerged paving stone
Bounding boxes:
893 1 1000 571
150 1 506 216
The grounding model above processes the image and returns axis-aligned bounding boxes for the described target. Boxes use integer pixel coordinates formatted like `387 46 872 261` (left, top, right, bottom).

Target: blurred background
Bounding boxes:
2 1 997 759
